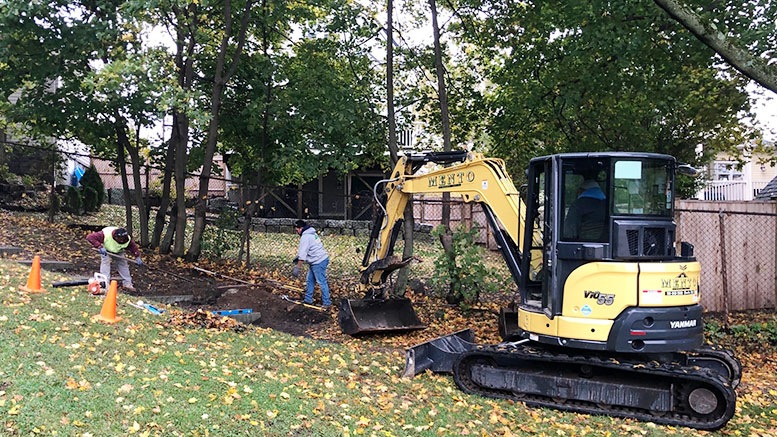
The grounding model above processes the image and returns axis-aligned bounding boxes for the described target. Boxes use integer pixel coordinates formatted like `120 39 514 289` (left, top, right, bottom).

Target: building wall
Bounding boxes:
91 156 228 197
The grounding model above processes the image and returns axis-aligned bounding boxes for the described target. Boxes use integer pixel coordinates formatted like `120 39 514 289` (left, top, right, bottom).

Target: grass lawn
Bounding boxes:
2 258 777 436
3 207 777 435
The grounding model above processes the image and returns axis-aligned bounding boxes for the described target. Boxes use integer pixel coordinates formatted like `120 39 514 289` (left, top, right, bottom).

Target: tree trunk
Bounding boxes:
237 181 247 264
47 150 56 223
119 123 149 247
386 0 398 165
387 0 412 295
654 0 777 94
167 2 199 256
394 201 414 296
239 0 269 268
151 133 176 247
430 0 453 231
430 0 459 303
116 137 133 236
160 201 176 254
172 111 189 257
187 0 254 261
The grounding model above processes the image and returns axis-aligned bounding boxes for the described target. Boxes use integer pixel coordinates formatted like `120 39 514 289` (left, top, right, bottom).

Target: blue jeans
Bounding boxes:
305 258 331 306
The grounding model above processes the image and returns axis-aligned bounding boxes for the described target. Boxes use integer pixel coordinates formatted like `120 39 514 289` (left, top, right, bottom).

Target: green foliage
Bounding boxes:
82 186 99 213
0 163 10 182
705 317 777 346
219 1 386 186
79 165 104 210
729 321 777 345
20 174 35 188
64 186 83 214
148 177 175 200
201 207 241 260
427 0 764 194
429 223 508 308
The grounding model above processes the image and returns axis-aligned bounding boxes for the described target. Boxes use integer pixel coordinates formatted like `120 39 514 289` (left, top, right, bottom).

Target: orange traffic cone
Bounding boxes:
93 280 122 324
19 255 46 293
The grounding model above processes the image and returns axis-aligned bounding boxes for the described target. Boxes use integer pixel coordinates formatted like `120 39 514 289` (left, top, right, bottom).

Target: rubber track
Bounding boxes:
453 344 737 430
690 345 742 389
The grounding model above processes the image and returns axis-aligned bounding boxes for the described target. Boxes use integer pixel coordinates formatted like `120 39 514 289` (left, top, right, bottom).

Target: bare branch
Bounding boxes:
654 0 777 94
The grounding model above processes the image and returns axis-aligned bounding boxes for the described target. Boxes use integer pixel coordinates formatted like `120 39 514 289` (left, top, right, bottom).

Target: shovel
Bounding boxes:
280 295 328 311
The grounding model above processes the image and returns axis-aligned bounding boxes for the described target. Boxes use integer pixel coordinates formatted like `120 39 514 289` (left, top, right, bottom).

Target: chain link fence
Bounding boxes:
676 200 777 316
213 196 514 295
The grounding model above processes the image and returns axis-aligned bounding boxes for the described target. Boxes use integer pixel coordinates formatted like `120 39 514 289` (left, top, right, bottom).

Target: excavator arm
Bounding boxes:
360 151 528 296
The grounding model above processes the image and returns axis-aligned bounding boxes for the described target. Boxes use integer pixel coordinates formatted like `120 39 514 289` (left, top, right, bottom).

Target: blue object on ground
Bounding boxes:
212 309 253 316
143 303 165 315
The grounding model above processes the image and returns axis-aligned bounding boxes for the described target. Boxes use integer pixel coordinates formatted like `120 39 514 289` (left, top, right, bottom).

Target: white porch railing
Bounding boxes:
696 180 772 201
696 181 749 201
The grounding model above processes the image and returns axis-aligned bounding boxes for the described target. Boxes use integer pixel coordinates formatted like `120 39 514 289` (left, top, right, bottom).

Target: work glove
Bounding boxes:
291 265 301 278
292 256 299 264
99 247 107 256
135 257 143 266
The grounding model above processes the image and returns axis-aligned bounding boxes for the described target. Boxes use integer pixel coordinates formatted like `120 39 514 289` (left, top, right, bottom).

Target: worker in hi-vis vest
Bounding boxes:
86 227 143 292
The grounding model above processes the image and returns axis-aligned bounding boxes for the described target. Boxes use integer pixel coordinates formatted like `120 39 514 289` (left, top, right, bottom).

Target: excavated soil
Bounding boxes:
0 215 333 337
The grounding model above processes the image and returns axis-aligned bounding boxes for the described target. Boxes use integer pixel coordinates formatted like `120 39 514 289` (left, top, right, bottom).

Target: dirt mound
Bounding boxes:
206 285 332 337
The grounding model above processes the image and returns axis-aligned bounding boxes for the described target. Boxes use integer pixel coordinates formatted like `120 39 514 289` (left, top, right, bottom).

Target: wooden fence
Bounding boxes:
676 200 777 312
413 196 498 249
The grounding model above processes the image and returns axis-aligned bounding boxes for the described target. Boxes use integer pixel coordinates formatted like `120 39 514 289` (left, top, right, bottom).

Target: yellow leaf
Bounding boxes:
188 397 197 404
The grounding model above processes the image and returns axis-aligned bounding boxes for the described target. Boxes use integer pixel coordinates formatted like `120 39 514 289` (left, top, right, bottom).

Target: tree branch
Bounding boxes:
225 0 255 81
653 0 777 94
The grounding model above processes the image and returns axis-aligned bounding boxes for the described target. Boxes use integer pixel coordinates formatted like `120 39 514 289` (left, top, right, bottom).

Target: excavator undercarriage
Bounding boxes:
454 343 738 430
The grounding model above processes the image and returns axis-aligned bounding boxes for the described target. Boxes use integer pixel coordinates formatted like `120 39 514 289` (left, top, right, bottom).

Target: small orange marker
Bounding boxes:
19 255 46 293
93 280 122 324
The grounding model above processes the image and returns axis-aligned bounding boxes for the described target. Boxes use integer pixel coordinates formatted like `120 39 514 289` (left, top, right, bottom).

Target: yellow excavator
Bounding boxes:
337 151 741 430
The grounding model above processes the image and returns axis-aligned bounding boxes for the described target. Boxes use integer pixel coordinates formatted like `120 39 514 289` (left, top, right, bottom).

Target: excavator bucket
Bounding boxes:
338 298 426 335
402 329 476 378
498 307 521 341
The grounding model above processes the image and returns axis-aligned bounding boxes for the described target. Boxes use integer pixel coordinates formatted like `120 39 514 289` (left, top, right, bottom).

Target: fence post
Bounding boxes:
296 184 303 219
718 210 731 328
48 149 56 223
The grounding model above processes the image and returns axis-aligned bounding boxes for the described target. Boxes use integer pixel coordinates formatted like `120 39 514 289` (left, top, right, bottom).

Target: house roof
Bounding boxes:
756 175 777 200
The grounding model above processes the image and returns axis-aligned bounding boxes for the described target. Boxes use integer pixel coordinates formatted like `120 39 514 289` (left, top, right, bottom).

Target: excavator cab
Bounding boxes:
499 154 702 353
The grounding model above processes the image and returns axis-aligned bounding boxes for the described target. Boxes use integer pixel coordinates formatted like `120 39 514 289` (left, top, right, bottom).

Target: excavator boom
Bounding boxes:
338 152 528 334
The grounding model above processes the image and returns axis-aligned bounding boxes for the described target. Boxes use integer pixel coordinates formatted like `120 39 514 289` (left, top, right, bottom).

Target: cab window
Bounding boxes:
612 159 672 216
561 159 609 242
